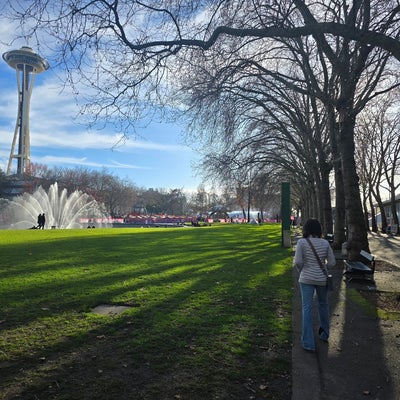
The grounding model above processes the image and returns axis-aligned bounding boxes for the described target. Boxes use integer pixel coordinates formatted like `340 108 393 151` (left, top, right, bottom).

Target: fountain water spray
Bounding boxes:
1 182 109 229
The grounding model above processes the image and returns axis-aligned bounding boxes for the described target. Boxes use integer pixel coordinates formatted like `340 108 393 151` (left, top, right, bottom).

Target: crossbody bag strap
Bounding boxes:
305 238 328 277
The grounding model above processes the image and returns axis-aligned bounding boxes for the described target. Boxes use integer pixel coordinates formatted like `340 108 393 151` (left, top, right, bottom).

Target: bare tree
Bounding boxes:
190 184 209 216
7 1 400 257
183 52 334 233
356 92 400 234
355 117 382 233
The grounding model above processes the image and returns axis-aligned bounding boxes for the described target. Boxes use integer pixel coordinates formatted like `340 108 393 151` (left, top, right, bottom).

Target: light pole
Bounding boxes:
3 46 49 176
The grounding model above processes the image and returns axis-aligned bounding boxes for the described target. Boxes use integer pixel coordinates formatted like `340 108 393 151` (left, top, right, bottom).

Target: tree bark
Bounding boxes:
338 108 369 257
328 112 346 249
373 186 389 233
334 164 347 249
320 164 333 237
389 191 399 234
368 191 378 233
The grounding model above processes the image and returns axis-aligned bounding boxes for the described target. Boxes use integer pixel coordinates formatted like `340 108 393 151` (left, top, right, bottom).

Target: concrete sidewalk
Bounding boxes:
291 233 400 400
368 231 400 268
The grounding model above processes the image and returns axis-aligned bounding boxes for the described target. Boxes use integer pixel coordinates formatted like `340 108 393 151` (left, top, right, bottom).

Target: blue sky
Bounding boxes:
0 20 203 192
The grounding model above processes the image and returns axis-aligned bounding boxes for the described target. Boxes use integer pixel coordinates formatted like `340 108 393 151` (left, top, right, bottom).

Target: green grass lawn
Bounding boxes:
0 224 293 400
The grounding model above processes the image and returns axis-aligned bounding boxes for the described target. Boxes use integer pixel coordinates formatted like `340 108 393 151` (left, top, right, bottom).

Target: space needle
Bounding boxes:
2 46 49 176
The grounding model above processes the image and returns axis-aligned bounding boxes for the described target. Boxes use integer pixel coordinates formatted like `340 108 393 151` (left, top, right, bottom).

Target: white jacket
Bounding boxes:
293 237 336 285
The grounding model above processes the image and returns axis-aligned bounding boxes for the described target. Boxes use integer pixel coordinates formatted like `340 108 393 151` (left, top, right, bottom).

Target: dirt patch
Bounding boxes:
357 259 400 313
359 290 400 312
374 259 400 273
92 304 132 316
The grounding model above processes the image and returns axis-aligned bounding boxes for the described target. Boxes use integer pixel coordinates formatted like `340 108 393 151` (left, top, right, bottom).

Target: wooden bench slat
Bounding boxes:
345 260 373 273
359 250 374 262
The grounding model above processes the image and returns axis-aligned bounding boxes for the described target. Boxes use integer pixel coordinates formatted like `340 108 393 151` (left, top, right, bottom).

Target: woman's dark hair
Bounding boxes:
302 218 322 238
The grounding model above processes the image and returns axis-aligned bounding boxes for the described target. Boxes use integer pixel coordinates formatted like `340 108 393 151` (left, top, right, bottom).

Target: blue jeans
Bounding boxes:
299 283 329 350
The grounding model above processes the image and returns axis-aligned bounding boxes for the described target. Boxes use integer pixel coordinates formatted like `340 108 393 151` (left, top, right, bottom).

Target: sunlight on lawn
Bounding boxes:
0 224 293 400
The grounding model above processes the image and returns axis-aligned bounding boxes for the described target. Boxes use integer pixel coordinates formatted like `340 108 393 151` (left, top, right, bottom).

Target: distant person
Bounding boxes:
293 218 336 352
37 213 46 229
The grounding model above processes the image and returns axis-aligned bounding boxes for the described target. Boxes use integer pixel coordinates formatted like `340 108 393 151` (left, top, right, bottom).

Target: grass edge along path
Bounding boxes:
0 224 293 400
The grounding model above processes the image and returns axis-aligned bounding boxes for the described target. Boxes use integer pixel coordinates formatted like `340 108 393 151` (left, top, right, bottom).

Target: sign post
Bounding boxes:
281 182 291 247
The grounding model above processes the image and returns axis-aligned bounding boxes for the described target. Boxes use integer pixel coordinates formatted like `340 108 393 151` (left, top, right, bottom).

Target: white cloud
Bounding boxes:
1 76 188 153
108 159 152 169
37 155 149 170
29 129 187 152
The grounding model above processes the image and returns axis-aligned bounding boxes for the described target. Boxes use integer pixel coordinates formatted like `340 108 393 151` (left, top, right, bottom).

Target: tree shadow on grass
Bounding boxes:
0 225 293 400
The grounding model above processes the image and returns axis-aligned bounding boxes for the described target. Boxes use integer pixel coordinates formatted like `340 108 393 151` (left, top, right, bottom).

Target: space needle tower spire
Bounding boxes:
2 46 49 176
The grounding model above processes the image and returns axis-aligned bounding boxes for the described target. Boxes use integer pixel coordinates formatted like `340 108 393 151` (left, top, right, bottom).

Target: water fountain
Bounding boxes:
0 182 109 229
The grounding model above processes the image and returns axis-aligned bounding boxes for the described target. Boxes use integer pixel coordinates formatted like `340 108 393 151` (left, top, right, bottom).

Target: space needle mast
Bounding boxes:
2 46 49 176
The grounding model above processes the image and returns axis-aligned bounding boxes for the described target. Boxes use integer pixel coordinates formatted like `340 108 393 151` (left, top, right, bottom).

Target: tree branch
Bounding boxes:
128 22 400 62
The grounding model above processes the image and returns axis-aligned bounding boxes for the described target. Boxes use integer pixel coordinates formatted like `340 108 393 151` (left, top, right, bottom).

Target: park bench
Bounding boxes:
344 249 375 283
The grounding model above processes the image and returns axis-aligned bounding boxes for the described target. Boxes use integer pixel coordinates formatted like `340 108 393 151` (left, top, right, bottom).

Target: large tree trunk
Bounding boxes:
338 110 369 259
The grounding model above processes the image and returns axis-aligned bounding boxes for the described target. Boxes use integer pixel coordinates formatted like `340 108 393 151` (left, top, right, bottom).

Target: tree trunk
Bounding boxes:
373 188 388 232
329 114 346 249
320 164 333 236
362 191 370 231
247 187 252 223
313 170 324 223
333 164 346 249
338 110 369 258
368 192 378 233
299 185 313 222
389 190 399 234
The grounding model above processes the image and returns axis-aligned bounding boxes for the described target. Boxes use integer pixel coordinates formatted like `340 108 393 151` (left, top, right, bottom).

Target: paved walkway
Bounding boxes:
368 231 400 265
292 232 400 400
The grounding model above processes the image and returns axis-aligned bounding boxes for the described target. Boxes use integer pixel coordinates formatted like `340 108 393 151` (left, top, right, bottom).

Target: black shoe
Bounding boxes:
319 327 328 342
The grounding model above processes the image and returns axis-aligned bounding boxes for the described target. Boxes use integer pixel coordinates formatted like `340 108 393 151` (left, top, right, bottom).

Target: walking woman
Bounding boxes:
293 218 336 352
